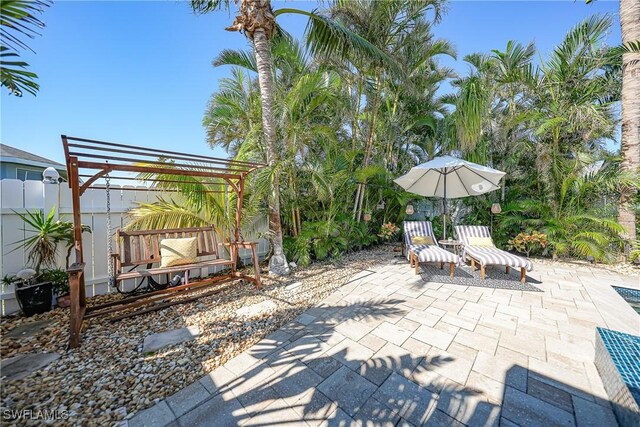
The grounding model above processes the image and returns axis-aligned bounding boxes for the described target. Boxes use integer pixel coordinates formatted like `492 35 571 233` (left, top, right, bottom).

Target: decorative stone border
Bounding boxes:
594 327 640 427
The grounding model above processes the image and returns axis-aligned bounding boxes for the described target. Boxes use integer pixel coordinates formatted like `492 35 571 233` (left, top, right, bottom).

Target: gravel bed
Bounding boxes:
0 246 390 426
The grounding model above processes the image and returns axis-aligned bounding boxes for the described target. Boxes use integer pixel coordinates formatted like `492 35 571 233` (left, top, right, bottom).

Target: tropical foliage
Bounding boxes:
130 1 638 266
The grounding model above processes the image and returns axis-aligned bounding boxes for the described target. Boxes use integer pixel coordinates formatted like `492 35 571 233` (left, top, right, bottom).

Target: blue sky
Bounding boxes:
1 1 621 164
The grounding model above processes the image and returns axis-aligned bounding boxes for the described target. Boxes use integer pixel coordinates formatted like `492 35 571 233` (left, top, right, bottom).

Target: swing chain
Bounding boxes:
105 173 115 288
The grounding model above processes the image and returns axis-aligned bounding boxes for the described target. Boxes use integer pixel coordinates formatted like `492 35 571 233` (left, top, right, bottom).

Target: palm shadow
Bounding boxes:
176 298 502 427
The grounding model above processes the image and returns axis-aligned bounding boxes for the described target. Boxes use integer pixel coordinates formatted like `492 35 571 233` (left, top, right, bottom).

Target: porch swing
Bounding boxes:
62 135 265 348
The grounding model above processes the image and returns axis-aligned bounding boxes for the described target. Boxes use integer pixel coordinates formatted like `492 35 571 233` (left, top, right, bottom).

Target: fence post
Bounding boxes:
43 179 60 220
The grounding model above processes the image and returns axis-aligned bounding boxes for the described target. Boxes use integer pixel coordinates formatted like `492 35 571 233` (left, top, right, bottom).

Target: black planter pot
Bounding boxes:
15 281 53 317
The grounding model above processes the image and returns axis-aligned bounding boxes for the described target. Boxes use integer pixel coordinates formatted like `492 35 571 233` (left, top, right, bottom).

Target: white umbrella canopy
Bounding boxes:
394 155 506 199
394 155 506 239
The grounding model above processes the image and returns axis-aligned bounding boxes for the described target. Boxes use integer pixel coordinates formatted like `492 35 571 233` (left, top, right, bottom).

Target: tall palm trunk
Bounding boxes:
229 0 289 275
253 27 290 275
619 0 640 244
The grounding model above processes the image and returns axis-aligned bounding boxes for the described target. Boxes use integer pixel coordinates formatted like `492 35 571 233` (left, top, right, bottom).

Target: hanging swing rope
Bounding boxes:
105 172 116 289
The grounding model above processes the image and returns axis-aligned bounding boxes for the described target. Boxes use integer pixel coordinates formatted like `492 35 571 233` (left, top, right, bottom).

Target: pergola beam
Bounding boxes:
76 161 243 180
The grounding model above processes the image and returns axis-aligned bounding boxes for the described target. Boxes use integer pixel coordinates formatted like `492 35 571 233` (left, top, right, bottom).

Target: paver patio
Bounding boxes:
128 259 638 427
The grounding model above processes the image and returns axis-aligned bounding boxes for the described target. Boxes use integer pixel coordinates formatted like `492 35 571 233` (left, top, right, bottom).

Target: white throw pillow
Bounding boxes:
160 237 198 267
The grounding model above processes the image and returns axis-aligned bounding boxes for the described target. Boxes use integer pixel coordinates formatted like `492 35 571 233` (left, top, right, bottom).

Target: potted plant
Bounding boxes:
10 208 91 315
41 267 70 308
5 269 53 316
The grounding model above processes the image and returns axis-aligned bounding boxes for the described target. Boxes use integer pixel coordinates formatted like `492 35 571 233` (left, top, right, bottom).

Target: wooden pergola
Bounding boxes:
62 135 265 348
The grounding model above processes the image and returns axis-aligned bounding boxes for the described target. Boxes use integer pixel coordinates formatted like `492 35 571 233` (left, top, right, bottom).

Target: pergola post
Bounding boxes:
67 155 87 348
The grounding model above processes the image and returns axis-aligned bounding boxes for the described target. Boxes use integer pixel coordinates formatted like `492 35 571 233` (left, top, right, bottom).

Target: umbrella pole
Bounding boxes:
443 171 447 240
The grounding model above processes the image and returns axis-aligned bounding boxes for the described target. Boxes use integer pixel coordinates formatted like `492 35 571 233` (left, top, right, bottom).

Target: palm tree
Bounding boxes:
451 15 632 262
0 0 51 96
190 0 390 275
207 36 348 238
618 0 640 242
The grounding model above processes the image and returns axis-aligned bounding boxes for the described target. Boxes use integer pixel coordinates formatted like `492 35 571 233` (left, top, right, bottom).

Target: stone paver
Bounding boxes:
317 366 377 417
165 381 210 417
373 372 438 426
572 394 619 427
371 321 412 346
128 400 175 427
527 377 574 413
142 326 200 353
0 353 61 381
411 324 455 350
352 396 401 425
436 379 501 426
501 386 574 427
130 258 636 426
177 393 247 426
4 320 52 338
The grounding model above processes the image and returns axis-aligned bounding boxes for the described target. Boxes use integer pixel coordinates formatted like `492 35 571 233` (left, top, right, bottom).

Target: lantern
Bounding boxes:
405 204 414 215
376 201 385 211
363 212 372 222
491 203 502 214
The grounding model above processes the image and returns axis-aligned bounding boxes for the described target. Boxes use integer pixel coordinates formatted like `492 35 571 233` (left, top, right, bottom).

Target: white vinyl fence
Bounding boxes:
0 179 269 315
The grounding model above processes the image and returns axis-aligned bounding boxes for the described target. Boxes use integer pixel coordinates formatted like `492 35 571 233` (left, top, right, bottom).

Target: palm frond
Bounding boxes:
0 0 51 96
213 49 257 72
275 8 401 77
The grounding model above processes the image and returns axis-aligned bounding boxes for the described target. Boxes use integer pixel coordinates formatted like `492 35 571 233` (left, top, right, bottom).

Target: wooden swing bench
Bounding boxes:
82 226 262 323
111 226 253 285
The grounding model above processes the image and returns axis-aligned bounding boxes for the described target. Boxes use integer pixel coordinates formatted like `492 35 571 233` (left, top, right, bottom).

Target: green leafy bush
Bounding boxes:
507 231 549 257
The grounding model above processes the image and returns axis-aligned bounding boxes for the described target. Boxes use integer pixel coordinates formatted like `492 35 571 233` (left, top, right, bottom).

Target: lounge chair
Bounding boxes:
454 225 533 283
403 221 460 277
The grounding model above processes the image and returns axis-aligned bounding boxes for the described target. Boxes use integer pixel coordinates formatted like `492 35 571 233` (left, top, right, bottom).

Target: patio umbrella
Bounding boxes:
394 155 506 240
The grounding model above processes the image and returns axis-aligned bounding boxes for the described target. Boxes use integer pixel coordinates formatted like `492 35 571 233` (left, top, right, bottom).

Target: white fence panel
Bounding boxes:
1 179 269 315
1 179 24 209
24 181 44 209
59 184 73 213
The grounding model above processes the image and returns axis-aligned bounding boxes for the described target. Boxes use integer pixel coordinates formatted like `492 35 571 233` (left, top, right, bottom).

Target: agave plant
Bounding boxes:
12 207 91 271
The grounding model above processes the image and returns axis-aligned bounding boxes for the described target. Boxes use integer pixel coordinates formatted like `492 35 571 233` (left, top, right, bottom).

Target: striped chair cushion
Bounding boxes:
403 221 459 265
403 221 438 260
455 225 533 271
409 244 460 264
